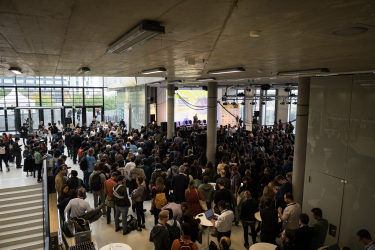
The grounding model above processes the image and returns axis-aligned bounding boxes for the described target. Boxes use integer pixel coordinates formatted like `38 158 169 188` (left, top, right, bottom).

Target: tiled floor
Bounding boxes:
0 144 282 250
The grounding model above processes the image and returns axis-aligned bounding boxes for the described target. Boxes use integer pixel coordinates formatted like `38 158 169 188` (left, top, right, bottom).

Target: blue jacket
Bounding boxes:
170 174 190 203
86 155 97 173
282 162 293 177
276 181 292 209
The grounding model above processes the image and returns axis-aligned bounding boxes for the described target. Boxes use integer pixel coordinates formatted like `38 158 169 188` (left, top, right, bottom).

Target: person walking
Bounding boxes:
131 176 146 231
23 145 33 176
113 175 131 235
0 138 10 172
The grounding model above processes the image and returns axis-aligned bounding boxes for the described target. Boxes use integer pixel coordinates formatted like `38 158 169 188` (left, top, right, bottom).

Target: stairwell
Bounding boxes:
0 184 45 250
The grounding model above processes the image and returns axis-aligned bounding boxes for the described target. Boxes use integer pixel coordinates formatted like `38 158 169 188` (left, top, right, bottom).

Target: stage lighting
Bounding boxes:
280 101 285 105
223 102 228 105
202 86 208 91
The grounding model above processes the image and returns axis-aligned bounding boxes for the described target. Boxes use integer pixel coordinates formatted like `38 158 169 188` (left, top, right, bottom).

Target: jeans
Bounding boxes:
93 190 106 214
135 201 145 227
83 171 92 192
260 231 277 245
52 134 57 141
73 147 79 164
107 206 116 224
67 146 73 157
0 155 9 169
242 220 257 245
115 206 128 233
35 163 42 181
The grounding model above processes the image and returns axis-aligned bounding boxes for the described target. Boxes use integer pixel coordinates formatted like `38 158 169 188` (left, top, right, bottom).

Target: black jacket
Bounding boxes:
65 134 72 147
149 224 171 250
214 188 232 210
66 177 83 190
113 184 131 208
51 125 58 134
294 225 314 250
275 243 302 250
170 174 190 203
72 134 82 148
260 207 279 234
240 199 258 221
215 177 231 190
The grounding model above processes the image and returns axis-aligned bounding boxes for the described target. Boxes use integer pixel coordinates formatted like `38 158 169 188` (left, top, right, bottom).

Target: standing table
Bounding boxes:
195 212 219 250
249 242 277 250
99 243 132 250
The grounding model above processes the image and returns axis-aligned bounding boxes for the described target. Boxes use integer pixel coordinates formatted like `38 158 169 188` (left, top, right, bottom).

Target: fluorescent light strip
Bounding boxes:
141 67 166 75
207 67 245 75
277 68 330 76
9 67 22 75
196 78 216 81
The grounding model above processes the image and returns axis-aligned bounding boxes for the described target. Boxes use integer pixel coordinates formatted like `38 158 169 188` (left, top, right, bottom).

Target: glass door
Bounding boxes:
52 108 62 125
30 109 39 132
0 108 6 132
43 109 52 128
7 108 16 131
75 107 83 126
64 107 74 127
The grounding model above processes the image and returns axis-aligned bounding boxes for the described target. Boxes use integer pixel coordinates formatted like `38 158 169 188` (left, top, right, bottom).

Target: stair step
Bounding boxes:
0 187 42 199
0 219 43 233
0 233 43 248
0 193 43 205
0 239 44 250
0 211 44 225
0 199 43 212
0 184 42 193
0 225 44 240
0 205 43 218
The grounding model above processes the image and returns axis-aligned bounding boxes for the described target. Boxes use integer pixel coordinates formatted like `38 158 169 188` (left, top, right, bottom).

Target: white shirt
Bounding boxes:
366 241 375 250
215 210 234 233
64 198 92 218
124 162 135 180
281 203 301 230
56 124 63 132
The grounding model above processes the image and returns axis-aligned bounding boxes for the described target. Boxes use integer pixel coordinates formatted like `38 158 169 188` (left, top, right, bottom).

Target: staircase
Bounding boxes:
0 184 45 250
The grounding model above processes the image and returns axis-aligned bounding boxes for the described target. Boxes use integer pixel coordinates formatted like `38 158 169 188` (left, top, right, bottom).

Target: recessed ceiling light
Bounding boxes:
9 67 22 75
78 67 90 74
196 78 216 81
141 67 167 74
250 31 260 37
207 67 245 75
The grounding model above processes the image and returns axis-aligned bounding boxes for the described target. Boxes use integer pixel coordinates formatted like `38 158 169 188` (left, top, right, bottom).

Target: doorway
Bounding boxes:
84 106 103 125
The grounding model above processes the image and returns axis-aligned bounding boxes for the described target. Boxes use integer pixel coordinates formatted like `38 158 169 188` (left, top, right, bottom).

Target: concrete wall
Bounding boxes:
302 74 375 250
156 87 167 126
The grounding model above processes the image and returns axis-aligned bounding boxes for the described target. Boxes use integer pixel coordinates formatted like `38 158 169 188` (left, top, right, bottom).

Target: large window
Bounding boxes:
288 89 298 127
265 89 276 125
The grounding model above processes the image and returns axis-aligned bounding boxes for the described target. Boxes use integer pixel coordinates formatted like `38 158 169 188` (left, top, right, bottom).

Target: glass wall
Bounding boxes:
0 76 122 132
288 89 298 127
265 89 276 125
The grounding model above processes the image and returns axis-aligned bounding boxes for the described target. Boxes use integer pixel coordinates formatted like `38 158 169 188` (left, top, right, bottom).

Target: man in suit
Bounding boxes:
294 213 314 249
170 165 190 204
260 198 279 245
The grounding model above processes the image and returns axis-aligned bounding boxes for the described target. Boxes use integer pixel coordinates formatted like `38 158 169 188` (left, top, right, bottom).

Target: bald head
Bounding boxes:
220 236 231 250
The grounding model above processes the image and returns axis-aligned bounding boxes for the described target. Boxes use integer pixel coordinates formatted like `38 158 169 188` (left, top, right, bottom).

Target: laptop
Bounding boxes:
204 209 216 221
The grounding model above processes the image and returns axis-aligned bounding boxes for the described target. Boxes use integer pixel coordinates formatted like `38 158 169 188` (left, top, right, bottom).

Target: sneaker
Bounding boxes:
116 227 123 232
140 225 146 229
7 167 10 172
123 231 130 235
136 228 142 232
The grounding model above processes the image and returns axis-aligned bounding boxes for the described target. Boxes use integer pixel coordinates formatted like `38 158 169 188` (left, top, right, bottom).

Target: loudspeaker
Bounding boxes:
150 114 156 122
161 122 167 132
196 133 207 148
254 111 260 117
261 84 271 90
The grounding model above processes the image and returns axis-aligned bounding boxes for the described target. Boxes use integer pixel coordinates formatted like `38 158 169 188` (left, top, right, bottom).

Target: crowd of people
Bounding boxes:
0 117 371 250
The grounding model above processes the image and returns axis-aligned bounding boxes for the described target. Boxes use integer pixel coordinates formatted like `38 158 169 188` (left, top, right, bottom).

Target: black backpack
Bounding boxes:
79 157 88 171
165 220 180 244
91 173 102 191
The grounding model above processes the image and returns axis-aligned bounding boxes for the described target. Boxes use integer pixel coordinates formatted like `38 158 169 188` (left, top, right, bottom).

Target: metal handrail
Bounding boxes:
42 160 50 250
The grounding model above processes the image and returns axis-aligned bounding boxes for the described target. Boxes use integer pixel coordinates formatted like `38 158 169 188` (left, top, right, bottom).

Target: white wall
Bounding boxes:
156 87 166 125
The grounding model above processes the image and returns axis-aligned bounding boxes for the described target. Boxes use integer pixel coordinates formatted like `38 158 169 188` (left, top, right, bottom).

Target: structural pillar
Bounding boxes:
292 77 310 206
259 90 264 126
244 89 254 129
167 84 175 140
207 82 218 164
276 89 289 123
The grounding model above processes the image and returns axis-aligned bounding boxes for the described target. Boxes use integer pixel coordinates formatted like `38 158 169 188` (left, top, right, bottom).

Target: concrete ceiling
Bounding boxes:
0 0 374 81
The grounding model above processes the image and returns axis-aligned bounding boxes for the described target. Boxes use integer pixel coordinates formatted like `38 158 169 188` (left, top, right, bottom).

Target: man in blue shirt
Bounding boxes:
274 175 292 209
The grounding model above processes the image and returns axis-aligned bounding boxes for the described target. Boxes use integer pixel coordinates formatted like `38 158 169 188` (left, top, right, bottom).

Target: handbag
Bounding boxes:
195 189 208 211
237 191 245 205
197 229 203 244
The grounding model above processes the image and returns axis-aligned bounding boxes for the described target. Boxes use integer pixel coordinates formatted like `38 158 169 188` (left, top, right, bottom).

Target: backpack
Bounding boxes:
0 146 5 155
127 215 137 232
154 189 168 209
165 220 180 244
91 173 102 191
142 186 148 201
178 239 194 250
78 148 84 158
79 157 88 171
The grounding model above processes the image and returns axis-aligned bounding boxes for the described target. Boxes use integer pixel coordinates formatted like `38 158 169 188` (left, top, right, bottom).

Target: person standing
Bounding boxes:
170 166 190 204
77 109 81 121
23 145 33 177
149 210 171 250
19 123 28 145
309 208 328 250
89 164 106 215
131 176 146 231
294 213 314 250
278 193 301 230
51 123 59 142
276 229 302 250
72 131 81 164
28 117 34 132
113 175 131 235
104 172 118 224
198 176 214 209
184 180 205 217
0 138 10 172
357 229 375 250
240 191 259 248
13 138 22 168
171 223 198 250
85 148 97 192
211 200 234 245
56 121 63 133
152 177 169 225
260 198 279 245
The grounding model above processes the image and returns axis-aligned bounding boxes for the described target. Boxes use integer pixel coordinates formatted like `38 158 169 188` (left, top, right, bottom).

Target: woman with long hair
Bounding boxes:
184 180 205 217
259 186 276 209
181 213 199 243
202 161 214 182
151 177 169 225
131 176 146 231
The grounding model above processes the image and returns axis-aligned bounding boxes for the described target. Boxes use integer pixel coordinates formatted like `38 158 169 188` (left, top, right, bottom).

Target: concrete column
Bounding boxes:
244 89 254 128
259 90 264 126
276 89 289 123
207 82 218 164
167 84 175 140
292 77 310 206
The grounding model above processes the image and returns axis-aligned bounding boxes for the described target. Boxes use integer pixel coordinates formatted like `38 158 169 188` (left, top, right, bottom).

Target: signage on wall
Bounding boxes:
221 104 240 127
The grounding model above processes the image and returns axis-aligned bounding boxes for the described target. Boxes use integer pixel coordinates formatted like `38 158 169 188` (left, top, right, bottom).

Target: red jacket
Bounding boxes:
104 179 117 197
185 188 205 217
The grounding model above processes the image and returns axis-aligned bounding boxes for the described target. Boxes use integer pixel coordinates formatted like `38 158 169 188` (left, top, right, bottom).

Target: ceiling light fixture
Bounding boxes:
277 68 330 76
250 31 260 37
9 67 22 75
141 67 167 75
196 78 216 82
168 80 182 83
107 20 165 54
78 67 90 74
207 67 245 75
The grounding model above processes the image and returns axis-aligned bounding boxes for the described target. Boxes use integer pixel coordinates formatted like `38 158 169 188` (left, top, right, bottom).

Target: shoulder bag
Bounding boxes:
195 189 208 211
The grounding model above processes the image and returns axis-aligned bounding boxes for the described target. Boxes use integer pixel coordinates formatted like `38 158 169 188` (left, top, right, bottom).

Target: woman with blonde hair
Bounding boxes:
126 152 134 162
259 186 276 209
185 180 205 217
